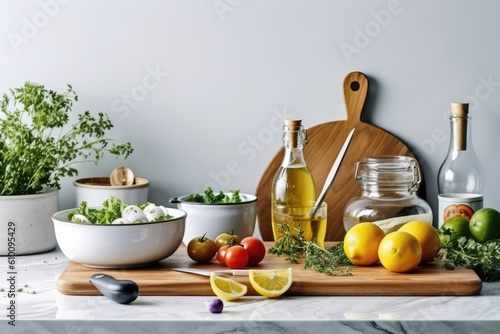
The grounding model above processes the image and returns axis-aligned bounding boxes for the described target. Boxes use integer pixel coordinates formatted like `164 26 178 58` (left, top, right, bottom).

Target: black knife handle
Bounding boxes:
89 274 139 304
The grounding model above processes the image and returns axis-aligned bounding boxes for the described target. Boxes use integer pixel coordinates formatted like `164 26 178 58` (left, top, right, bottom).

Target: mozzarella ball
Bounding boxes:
111 218 132 224
144 205 165 221
121 205 148 223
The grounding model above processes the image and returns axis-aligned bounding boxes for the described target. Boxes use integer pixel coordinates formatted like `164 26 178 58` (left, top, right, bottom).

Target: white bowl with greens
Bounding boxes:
52 197 186 268
170 188 257 245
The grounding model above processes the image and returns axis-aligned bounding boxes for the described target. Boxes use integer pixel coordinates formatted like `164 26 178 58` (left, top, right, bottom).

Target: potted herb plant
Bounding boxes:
0 82 133 255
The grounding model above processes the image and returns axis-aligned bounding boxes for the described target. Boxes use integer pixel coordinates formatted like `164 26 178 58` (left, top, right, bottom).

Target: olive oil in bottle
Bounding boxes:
271 119 323 245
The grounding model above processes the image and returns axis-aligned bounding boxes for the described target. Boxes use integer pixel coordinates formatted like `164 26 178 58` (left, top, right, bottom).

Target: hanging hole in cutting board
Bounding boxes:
350 81 360 91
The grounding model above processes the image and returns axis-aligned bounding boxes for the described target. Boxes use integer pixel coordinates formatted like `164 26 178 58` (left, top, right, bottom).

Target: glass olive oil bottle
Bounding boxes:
271 119 320 245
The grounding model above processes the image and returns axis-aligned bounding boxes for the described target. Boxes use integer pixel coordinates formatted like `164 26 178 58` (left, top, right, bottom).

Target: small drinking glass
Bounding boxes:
272 202 327 248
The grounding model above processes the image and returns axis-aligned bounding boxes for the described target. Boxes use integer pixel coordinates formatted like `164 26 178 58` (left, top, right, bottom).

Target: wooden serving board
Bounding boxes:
256 72 425 242
57 242 482 297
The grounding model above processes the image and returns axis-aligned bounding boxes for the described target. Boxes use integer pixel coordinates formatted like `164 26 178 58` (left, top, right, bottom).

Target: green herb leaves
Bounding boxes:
437 235 500 282
268 224 352 276
187 187 242 204
0 82 133 195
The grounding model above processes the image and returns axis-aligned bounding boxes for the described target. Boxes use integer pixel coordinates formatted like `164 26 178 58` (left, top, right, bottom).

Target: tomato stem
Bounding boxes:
198 233 209 242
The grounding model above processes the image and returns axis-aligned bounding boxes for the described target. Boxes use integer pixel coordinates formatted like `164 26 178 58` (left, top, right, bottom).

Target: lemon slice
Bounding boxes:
210 272 247 301
249 268 293 298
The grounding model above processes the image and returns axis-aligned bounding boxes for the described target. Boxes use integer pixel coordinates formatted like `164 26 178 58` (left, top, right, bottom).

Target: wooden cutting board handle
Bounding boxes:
343 71 368 124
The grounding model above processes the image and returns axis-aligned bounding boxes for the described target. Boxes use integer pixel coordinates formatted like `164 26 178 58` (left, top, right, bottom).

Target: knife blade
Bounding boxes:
172 268 250 277
311 128 355 217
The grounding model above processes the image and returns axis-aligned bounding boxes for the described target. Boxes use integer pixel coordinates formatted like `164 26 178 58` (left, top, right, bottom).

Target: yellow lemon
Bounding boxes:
378 231 422 273
343 222 386 266
249 268 292 298
210 272 247 301
399 220 441 264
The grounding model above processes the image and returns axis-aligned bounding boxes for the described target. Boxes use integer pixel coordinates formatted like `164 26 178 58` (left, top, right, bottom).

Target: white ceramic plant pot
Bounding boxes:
0 188 59 255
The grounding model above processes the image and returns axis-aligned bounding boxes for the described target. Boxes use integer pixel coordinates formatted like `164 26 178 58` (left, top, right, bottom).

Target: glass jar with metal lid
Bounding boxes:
343 156 432 234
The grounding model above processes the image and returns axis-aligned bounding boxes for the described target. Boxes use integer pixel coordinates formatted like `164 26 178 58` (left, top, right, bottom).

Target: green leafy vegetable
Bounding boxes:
69 196 127 224
68 197 172 224
437 231 500 282
0 82 133 195
268 223 352 276
187 187 242 204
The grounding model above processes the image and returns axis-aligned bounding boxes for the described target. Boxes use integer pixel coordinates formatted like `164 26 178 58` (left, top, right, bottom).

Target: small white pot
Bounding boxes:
73 177 149 206
170 193 257 245
0 188 59 255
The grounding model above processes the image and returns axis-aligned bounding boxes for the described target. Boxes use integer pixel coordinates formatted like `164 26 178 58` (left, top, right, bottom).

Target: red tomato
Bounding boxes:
240 237 266 266
223 245 249 269
216 245 229 263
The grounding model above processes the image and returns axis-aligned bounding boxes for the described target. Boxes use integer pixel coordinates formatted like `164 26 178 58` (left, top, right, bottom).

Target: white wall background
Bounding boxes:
1 0 499 229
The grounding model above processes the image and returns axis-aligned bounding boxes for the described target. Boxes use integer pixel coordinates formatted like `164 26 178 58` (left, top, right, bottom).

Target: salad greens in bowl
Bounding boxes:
68 196 173 225
170 188 257 245
52 197 186 268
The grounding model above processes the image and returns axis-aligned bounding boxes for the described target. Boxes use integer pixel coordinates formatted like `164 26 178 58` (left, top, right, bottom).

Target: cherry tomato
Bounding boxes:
216 245 229 263
214 231 241 250
223 245 249 269
187 234 217 263
240 237 266 266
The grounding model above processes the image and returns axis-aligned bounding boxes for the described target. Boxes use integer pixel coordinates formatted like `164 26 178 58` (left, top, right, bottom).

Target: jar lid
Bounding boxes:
354 156 421 191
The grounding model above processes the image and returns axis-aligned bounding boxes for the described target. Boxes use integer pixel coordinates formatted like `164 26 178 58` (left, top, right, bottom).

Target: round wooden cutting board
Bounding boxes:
255 71 424 241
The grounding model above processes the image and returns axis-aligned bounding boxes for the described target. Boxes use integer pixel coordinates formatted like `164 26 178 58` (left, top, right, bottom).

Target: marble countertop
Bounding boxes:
2 247 500 334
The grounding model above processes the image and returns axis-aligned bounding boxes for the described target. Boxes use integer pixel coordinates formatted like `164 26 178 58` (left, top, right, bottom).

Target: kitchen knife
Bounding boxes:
311 128 355 217
172 268 250 277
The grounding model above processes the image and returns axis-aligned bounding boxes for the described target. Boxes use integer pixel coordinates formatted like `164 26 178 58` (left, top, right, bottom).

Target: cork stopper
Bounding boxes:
284 119 302 148
451 103 468 151
451 102 469 118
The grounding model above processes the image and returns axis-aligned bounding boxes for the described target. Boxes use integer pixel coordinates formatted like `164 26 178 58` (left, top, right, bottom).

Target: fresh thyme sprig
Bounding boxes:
268 223 352 276
267 223 306 264
303 242 353 276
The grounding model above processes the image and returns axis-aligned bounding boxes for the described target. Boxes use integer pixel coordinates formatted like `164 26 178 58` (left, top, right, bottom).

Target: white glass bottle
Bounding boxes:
271 119 316 243
438 103 484 194
437 103 485 225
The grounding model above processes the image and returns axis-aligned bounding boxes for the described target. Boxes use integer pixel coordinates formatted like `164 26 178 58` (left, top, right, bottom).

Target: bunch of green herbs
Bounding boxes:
268 223 352 276
187 187 242 204
0 82 133 196
437 230 500 282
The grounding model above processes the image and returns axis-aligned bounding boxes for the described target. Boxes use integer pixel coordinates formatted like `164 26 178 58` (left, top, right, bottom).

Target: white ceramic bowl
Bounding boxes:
52 207 186 268
170 193 257 245
73 177 149 207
